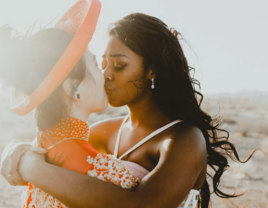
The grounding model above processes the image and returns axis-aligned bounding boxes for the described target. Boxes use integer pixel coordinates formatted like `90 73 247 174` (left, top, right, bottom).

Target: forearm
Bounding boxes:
26 160 139 208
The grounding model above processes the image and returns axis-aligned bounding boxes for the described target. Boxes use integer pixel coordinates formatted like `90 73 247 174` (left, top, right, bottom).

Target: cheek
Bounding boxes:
123 81 140 100
111 74 148 105
96 72 105 90
78 79 94 100
122 66 147 94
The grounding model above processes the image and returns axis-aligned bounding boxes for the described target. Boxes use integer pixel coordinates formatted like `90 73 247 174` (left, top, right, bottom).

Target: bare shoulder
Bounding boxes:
173 123 206 150
160 123 207 168
139 124 207 206
90 116 125 134
88 116 125 145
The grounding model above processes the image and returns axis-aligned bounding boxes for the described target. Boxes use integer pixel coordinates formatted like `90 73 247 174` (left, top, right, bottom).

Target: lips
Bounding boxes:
104 85 112 96
104 84 113 92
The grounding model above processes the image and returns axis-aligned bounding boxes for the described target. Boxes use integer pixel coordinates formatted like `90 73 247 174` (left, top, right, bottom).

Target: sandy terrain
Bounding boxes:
0 90 267 208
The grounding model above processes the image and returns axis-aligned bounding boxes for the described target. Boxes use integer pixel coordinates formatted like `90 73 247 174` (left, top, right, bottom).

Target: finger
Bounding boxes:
1 150 14 179
6 150 27 182
21 181 28 186
0 141 32 180
2 141 28 156
0 162 8 179
30 147 47 154
7 171 26 186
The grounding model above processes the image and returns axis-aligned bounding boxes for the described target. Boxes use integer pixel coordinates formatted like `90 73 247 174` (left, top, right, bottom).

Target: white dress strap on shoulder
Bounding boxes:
113 116 129 158
114 115 181 160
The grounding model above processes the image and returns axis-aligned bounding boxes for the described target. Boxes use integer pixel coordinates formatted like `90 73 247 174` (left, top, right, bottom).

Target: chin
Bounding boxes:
108 101 125 108
102 102 109 110
106 92 119 107
95 101 108 112
106 92 130 108
107 96 128 108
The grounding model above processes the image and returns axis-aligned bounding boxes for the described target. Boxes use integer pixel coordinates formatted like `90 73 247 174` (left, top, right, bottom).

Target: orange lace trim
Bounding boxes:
21 154 140 208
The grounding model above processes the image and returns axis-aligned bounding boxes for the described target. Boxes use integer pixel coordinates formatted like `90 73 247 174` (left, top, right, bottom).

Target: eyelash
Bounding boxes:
114 64 127 71
101 62 127 71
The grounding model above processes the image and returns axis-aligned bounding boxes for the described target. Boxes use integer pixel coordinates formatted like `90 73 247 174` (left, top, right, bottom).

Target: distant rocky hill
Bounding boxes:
1 88 267 100
205 89 268 100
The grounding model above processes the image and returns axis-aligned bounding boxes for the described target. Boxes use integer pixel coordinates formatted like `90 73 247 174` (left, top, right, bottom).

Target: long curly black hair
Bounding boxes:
109 13 254 207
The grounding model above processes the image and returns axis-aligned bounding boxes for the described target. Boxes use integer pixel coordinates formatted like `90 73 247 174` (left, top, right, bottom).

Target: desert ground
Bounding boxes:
0 90 267 208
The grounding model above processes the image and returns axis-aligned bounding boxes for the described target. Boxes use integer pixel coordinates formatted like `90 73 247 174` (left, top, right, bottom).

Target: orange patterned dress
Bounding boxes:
21 118 140 208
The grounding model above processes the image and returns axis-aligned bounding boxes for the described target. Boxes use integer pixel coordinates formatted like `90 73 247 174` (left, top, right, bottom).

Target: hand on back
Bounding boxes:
0 140 46 186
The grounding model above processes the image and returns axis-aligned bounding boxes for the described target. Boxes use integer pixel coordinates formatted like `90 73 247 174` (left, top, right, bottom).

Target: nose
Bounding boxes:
105 75 112 82
103 68 113 82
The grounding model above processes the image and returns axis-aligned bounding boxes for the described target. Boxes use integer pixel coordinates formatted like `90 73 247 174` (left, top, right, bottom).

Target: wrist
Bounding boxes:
18 151 45 182
24 158 45 182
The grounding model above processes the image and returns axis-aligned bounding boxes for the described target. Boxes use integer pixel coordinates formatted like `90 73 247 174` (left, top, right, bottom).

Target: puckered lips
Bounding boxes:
104 84 113 92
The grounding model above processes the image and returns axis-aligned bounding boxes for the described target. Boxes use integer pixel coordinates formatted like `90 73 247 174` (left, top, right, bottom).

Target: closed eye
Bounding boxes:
114 64 127 71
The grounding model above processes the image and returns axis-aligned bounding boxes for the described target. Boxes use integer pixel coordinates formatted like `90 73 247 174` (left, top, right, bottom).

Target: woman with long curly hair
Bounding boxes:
1 13 253 208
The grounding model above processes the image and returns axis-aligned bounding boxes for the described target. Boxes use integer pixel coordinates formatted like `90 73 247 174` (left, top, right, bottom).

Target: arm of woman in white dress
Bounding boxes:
18 125 207 208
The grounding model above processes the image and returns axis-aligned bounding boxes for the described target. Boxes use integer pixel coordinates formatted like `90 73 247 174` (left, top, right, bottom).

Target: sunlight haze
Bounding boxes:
0 0 267 95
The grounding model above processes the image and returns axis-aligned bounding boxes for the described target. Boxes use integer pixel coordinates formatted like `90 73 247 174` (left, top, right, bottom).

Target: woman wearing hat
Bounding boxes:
0 1 253 208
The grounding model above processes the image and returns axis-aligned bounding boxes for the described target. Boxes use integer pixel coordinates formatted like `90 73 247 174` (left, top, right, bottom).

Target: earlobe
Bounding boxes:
147 66 156 89
148 64 156 79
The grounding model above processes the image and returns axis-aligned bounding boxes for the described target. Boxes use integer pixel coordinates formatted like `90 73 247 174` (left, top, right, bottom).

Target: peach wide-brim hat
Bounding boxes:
11 0 101 116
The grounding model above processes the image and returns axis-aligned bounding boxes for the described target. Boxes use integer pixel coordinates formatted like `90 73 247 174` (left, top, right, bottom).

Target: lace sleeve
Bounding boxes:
87 153 140 189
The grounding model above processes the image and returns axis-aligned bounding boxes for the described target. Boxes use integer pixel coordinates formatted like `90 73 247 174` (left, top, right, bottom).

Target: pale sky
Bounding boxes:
0 0 267 95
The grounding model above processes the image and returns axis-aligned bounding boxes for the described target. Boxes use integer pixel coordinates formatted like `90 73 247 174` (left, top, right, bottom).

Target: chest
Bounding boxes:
106 127 166 171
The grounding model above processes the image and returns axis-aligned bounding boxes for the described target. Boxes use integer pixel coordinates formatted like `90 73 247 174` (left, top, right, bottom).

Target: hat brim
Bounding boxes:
12 0 101 116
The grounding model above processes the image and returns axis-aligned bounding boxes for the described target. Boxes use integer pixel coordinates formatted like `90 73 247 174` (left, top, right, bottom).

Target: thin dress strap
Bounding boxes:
114 115 181 160
113 116 129 158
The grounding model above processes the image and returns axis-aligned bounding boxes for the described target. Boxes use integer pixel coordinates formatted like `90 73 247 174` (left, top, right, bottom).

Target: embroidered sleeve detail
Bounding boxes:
21 183 67 208
86 153 140 189
21 154 140 207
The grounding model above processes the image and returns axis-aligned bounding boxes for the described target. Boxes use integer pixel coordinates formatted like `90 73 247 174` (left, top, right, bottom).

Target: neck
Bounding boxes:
127 96 174 130
69 111 90 123
68 104 91 123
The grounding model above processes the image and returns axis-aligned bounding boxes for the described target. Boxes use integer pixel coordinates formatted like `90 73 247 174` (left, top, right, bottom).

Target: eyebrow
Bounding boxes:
102 54 129 58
